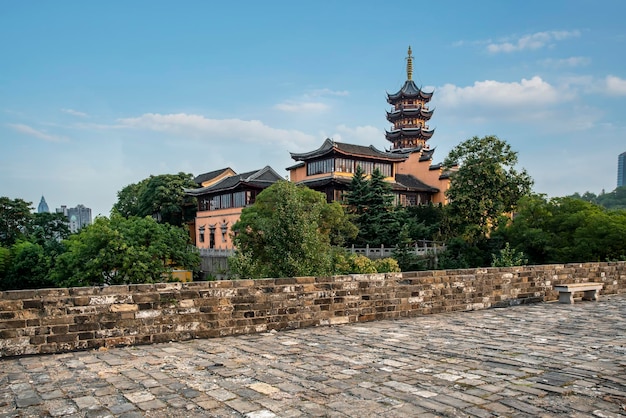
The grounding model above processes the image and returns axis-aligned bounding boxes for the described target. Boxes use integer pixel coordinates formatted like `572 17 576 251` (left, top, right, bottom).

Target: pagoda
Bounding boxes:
385 46 435 150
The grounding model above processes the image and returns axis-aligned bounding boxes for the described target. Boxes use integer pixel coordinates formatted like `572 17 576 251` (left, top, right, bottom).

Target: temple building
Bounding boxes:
186 166 283 250
385 46 435 150
288 47 452 205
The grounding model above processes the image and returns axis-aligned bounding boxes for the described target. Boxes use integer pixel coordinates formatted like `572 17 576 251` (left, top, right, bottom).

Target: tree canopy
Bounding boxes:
113 173 198 226
443 135 533 242
230 181 357 279
568 186 626 210
0 197 34 246
51 214 200 287
344 167 401 246
497 195 626 264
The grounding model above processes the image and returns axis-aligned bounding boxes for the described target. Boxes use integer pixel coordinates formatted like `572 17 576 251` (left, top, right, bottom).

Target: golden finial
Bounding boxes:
407 46 413 81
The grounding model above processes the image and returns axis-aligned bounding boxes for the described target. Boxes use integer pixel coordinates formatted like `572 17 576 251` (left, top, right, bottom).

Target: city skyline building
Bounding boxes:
56 204 92 233
618 151 626 188
37 196 49 213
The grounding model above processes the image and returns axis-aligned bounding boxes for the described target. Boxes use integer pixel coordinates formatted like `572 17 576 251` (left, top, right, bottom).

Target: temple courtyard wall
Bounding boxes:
1 261 625 357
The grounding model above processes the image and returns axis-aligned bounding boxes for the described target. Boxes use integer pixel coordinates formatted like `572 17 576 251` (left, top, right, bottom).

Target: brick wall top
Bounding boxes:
1 262 624 357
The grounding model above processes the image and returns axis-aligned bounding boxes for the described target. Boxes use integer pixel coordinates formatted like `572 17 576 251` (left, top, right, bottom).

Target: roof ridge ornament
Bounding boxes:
407 46 413 81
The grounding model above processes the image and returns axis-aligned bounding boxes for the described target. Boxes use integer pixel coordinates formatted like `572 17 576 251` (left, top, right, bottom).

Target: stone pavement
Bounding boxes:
1 295 625 418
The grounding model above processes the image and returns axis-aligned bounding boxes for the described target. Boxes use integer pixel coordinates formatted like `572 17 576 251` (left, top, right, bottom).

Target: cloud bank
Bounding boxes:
7 123 68 142
487 30 580 53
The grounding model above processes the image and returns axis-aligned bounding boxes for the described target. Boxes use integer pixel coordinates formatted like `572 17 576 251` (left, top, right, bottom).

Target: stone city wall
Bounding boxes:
1 262 625 357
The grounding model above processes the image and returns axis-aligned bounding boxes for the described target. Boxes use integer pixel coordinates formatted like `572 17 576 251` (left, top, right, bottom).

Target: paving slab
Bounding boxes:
1 294 625 417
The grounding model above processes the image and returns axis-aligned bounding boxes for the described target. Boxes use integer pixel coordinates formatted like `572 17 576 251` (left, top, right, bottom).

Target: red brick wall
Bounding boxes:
1 262 624 357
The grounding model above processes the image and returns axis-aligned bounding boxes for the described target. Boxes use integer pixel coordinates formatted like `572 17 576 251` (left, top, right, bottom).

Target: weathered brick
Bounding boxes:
132 293 161 303
68 323 99 332
110 304 138 313
0 319 26 330
47 334 77 343
51 325 69 334
22 300 43 309
78 332 95 340
73 296 90 306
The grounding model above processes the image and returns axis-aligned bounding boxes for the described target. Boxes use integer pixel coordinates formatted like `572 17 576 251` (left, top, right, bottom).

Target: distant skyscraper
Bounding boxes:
619 152 626 188
56 204 92 233
37 196 49 213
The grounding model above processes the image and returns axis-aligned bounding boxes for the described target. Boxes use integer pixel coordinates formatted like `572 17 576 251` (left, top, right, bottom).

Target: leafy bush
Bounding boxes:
373 257 401 273
491 243 528 267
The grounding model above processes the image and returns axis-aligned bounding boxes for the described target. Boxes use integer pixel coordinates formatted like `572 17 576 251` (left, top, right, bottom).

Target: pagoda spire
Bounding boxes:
385 47 435 150
406 46 413 81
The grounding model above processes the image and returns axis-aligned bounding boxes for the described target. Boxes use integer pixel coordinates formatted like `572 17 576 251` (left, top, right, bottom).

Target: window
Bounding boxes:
233 191 246 207
355 161 392 177
209 225 216 249
307 158 334 175
374 162 392 177
335 158 354 173
198 226 205 243
220 194 231 209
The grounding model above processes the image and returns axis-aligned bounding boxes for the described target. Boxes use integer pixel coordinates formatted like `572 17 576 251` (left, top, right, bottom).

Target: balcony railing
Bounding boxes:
198 243 444 260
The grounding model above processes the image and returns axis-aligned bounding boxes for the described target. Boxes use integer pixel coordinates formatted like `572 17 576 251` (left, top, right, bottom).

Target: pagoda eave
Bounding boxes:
386 81 434 103
386 108 434 123
385 128 435 141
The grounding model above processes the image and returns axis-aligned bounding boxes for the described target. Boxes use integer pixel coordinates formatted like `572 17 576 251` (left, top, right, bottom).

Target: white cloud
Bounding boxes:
117 113 317 148
274 87 348 113
332 125 383 145
540 56 591 68
487 30 580 53
309 88 349 97
437 76 563 108
61 108 89 117
604 75 626 96
273 101 329 112
7 123 68 142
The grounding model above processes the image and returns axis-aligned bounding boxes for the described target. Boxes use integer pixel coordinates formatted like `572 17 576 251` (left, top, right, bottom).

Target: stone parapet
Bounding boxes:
1 262 625 357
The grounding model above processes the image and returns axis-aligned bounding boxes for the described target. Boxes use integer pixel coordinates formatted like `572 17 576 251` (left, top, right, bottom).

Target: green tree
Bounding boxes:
402 202 444 243
596 186 626 210
230 181 354 279
113 181 144 218
344 165 368 216
491 242 528 267
345 168 400 246
28 212 71 245
319 201 358 247
113 173 198 227
0 202 71 290
0 197 34 246
2 241 55 290
51 214 200 287
499 195 626 264
443 135 533 242
0 246 10 281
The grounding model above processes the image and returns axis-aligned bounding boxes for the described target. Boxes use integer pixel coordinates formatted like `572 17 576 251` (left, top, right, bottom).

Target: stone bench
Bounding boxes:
554 283 603 304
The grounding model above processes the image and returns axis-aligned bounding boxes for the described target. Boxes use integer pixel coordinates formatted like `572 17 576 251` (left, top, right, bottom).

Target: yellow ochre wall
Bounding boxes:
194 208 243 250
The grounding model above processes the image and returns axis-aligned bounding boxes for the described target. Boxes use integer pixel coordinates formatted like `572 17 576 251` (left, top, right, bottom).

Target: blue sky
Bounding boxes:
2 1 625 217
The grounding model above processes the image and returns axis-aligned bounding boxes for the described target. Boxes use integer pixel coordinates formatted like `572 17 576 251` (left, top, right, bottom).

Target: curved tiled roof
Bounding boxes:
386 106 434 123
296 176 353 189
387 80 434 103
395 174 439 193
419 148 436 162
193 167 234 186
186 166 283 196
290 138 407 162
385 127 435 141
